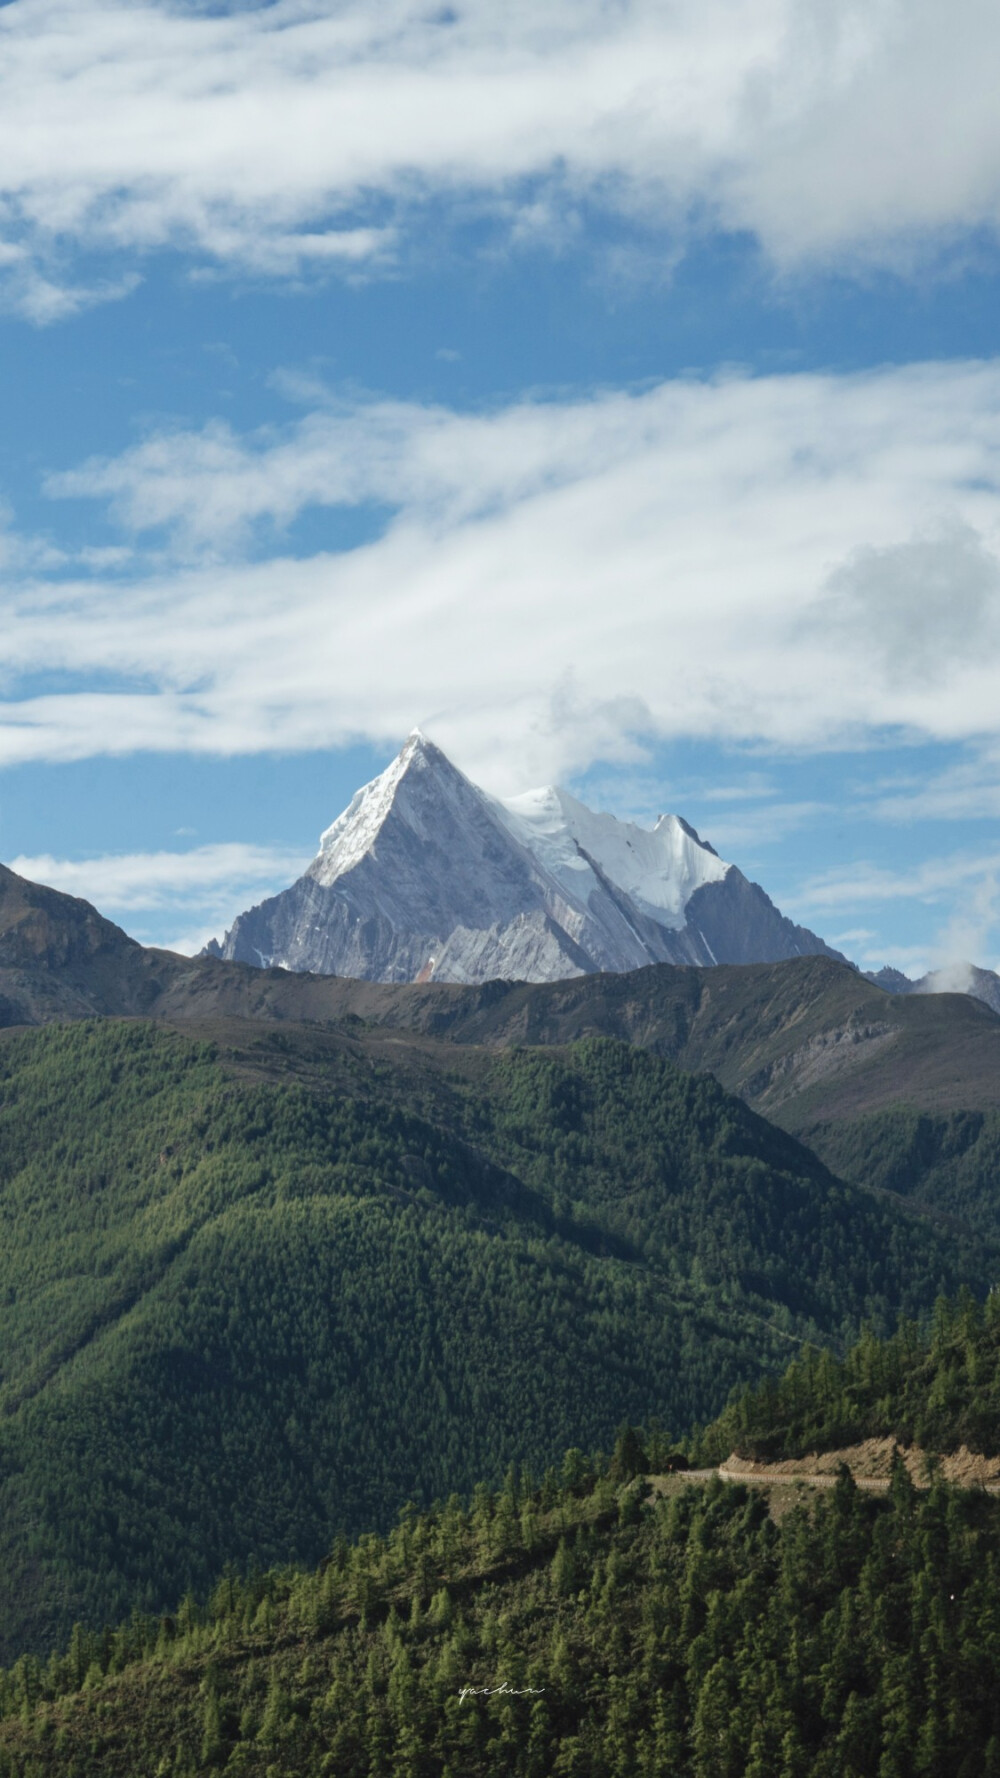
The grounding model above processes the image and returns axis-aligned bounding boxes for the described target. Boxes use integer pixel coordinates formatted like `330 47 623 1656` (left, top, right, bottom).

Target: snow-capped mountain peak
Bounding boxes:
208 733 845 983
313 729 469 887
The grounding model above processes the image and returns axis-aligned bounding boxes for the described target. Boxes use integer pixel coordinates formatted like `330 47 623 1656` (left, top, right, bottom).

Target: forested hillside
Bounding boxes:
800 1106 1000 1239
6 852 1000 1252
703 1288 1000 1462
0 1019 990 1656
0 1437 998 1777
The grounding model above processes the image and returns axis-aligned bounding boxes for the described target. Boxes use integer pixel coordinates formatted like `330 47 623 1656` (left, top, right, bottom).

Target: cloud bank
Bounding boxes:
3 0 1000 310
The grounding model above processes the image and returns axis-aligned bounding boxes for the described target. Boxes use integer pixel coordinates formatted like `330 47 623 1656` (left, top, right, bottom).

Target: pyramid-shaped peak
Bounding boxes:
389 728 476 790
209 732 848 980
313 730 482 884
658 812 720 857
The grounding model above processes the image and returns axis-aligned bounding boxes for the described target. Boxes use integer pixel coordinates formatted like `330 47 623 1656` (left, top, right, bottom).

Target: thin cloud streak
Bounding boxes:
789 850 1000 976
870 747 1000 824
696 801 831 856
788 851 1000 913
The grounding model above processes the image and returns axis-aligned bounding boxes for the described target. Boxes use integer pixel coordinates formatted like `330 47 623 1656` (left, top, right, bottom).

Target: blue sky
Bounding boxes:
1 0 1000 974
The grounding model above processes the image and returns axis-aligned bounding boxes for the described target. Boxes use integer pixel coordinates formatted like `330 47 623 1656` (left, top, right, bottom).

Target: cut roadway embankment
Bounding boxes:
651 1439 1000 1495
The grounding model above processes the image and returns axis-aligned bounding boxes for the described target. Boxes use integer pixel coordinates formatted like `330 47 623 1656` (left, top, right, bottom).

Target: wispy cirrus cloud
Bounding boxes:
3 0 1000 315
10 842 310 912
868 744 1000 825
695 801 833 857
19 356 1000 790
789 850 1000 976
788 850 1000 915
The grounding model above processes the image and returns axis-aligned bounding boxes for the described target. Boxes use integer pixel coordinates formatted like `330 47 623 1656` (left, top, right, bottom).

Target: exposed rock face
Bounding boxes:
0 862 135 973
0 862 175 1024
207 731 846 983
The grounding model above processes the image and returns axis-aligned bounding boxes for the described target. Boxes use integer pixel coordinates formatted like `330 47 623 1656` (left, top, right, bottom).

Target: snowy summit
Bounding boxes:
206 732 844 984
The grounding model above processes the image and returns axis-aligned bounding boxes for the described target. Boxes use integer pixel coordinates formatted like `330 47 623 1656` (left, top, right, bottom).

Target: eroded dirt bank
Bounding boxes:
718 1436 1000 1490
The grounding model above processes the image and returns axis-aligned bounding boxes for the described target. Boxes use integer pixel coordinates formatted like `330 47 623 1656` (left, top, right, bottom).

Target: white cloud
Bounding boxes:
934 872 1000 975
861 943 937 977
870 745 1000 823
1 0 1000 307
697 801 832 856
0 266 141 325
813 523 1000 685
829 930 932 974
0 501 68 577
698 775 777 803
18 356 1000 788
10 842 310 910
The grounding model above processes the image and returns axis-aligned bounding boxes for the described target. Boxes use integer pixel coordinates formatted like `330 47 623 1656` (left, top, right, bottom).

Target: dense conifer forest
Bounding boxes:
0 1426 999 1776
801 1106 1000 1237
0 1018 991 1655
703 1287 1000 1462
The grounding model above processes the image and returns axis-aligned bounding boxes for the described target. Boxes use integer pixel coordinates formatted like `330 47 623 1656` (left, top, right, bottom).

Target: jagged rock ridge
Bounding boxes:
207 732 846 984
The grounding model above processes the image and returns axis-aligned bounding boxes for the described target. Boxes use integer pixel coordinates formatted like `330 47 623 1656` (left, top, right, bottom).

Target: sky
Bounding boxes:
1 0 1000 975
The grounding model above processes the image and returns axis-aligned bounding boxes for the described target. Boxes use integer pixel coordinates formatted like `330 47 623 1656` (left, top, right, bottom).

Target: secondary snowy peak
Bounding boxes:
494 785 728 930
208 733 845 983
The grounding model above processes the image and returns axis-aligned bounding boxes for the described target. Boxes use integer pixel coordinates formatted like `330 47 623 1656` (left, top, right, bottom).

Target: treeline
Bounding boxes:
1 1437 1000 1774
703 1288 1000 1461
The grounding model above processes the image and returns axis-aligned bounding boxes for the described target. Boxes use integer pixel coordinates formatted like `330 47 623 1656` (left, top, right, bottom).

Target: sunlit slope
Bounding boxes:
700 1287 1000 1466
2 1430 1000 1777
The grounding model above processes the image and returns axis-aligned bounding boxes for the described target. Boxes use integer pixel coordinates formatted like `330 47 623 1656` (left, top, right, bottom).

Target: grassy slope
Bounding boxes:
0 1019 991 1654
152 953 1000 1124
